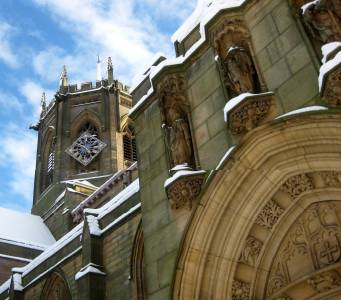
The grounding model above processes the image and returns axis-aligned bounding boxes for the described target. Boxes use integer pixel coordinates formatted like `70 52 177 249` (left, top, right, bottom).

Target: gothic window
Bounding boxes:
123 125 137 163
40 272 71 300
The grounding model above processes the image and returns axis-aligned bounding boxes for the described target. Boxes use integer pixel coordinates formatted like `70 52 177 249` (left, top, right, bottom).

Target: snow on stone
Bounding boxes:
129 88 153 116
86 215 101 236
319 50 341 91
12 273 23 291
54 190 66 204
321 42 341 64
63 179 98 190
85 178 140 219
276 106 328 119
0 254 32 263
0 207 55 249
0 279 10 295
172 0 246 43
75 263 106 281
164 170 206 188
223 92 273 122
21 222 83 277
301 0 319 14
216 146 236 170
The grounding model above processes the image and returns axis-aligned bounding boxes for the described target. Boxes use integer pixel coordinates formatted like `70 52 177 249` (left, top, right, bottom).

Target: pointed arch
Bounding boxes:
173 113 341 300
131 220 146 300
71 109 102 140
40 271 71 300
121 115 137 165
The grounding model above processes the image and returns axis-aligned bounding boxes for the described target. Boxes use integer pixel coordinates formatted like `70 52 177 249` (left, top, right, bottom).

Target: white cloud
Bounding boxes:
0 21 18 68
31 0 196 85
20 80 55 118
0 124 37 204
0 90 22 113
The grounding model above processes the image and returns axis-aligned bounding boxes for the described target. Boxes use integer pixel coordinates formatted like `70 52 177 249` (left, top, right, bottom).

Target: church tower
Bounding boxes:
30 58 136 238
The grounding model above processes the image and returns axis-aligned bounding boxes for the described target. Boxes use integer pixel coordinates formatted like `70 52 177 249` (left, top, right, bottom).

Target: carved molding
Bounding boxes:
165 172 205 209
232 280 250 300
280 173 314 199
227 93 276 135
321 62 341 108
239 236 263 266
255 200 284 230
320 171 341 187
307 271 341 293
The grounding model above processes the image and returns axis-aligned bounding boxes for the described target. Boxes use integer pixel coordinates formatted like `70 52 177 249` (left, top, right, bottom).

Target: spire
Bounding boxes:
59 65 68 88
107 57 113 84
96 55 102 81
40 92 47 117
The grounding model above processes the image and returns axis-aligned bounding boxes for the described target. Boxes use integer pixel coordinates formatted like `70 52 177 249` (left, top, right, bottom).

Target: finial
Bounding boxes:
107 57 113 84
96 55 102 81
59 65 68 88
40 92 47 117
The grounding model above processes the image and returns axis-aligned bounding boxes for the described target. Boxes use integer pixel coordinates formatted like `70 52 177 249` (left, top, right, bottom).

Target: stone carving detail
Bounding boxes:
267 202 341 296
212 19 260 98
228 95 273 135
255 200 284 230
302 0 341 44
280 174 314 199
158 74 194 168
239 236 263 266
320 171 341 187
232 280 250 300
321 65 341 107
165 173 205 209
307 271 341 293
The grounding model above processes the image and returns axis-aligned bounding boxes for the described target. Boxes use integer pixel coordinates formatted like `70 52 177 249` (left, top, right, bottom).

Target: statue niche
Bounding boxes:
158 74 194 168
223 46 258 96
213 19 261 98
302 0 341 45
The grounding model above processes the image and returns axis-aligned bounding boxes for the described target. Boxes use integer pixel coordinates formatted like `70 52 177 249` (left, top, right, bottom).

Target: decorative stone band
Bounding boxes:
223 92 277 135
165 170 206 210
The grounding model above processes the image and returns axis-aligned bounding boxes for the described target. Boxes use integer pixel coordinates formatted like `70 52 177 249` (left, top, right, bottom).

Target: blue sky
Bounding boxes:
0 0 196 212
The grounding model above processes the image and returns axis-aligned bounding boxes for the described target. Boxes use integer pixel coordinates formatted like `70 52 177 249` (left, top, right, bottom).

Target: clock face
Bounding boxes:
66 133 106 166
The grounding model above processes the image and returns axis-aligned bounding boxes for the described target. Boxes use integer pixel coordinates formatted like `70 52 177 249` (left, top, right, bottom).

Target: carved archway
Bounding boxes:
173 113 341 300
40 271 71 300
71 109 102 140
131 221 147 300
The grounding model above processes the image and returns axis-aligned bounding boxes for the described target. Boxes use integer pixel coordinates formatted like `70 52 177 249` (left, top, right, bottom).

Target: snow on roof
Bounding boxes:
129 1 247 117
172 0 246 43
0 207 55 249
84 178 140 219
63 179 98 190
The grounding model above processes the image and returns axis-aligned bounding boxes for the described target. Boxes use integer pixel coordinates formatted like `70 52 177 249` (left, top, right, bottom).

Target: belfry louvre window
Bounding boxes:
80 122 98 137
123 125 137 162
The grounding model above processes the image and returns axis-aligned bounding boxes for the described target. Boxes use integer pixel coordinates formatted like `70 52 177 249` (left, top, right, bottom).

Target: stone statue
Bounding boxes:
161 95 192 166
223 46 257 96
303 0 341 44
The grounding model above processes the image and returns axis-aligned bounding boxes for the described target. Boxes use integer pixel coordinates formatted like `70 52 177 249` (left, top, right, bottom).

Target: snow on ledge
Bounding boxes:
172 0 246 43
223 92 273 122
0 279 10 295
319 49 341 92
321 42 341 64
216 146 236 170
164 170 206 188
75 263 106 281
301 0 319 14
276 106 328 119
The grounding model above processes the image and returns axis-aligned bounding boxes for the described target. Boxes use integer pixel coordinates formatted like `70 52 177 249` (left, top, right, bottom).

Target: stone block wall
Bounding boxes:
245 0 320 112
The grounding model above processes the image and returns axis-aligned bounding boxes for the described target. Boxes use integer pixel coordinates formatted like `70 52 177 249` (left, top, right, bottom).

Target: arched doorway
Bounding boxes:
173 113 341 300
40 272 71 300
